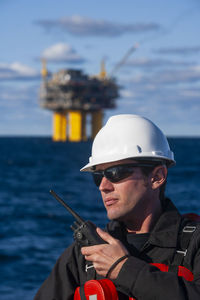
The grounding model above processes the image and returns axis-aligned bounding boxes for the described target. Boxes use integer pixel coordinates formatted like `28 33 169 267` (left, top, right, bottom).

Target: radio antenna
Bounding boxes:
50 190 85 224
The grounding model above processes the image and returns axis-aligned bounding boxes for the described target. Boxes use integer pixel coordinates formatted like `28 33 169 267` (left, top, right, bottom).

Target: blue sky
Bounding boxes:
0 0 200 136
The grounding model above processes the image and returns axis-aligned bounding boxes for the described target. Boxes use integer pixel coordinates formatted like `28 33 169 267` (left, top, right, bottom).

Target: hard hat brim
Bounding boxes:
80 155 176 172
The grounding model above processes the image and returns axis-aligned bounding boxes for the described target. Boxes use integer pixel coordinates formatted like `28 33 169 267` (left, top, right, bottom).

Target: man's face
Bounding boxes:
95 159 155 223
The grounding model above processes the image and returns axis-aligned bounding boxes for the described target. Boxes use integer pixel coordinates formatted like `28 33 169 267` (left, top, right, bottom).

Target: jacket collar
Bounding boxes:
147 198 182 248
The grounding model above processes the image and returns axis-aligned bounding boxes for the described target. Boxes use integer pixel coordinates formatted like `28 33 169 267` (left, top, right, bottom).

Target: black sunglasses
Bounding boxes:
92 163 156 187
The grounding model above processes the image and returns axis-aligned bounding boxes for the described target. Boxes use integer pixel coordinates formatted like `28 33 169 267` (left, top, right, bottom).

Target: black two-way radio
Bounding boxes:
50 190 106 247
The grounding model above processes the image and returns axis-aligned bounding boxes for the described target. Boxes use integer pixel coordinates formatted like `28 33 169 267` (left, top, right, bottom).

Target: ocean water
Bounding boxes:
0 137 200 300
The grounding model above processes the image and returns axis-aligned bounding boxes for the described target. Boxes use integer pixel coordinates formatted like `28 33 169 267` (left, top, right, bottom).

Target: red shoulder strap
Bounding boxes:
150 263 194 281
182 213 200 221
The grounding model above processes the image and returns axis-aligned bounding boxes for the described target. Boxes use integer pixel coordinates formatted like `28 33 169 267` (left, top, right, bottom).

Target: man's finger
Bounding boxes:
96 227 117 244
81 228 118 255
81 245 102 255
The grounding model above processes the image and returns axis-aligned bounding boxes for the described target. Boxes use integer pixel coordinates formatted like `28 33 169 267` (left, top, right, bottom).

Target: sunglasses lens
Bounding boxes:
92 173 103 187
92 165 136 186
105 166 134 182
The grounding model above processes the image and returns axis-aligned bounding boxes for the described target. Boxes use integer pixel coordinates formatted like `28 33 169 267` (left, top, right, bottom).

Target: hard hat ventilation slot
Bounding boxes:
136 145 142 153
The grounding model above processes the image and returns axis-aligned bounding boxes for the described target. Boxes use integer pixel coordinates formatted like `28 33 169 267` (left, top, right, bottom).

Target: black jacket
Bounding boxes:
34 199 200 299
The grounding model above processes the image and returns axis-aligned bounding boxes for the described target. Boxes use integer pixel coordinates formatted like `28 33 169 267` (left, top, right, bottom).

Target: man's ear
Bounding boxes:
151 165 168 190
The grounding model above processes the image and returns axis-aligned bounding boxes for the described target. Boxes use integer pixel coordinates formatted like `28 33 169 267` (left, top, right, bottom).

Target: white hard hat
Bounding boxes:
81 114 175 171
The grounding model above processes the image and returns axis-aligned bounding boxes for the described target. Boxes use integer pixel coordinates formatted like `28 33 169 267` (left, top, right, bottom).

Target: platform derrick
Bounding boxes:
39 62 119 142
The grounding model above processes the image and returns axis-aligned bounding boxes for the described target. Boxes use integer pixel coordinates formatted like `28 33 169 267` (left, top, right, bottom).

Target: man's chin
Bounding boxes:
107 212 125 221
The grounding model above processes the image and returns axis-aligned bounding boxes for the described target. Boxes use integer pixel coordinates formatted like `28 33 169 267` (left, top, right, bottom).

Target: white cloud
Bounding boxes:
41 43 85 63
10 62 37 76
0 62 39 80
125 57 194 69
120 89 136 98
37 15 161 37
155 45 200 56
179 87 200 98
125 65 200 86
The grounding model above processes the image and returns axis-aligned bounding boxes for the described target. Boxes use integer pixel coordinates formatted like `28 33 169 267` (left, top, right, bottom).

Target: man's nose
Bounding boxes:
99 176 114 191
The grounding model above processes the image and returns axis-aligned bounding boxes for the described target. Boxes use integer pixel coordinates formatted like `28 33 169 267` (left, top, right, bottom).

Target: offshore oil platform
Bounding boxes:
39 44 138 142
39 60 118 142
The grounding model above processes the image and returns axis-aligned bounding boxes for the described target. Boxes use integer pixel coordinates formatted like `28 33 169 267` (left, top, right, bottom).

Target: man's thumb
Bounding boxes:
96 227 115 244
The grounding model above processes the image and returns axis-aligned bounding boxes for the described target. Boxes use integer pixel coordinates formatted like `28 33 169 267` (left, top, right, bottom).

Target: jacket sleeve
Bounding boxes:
34 243 81 300
114 250 200 299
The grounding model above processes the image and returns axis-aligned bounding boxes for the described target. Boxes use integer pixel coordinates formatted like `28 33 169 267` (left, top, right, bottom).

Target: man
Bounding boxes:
34 114 200 299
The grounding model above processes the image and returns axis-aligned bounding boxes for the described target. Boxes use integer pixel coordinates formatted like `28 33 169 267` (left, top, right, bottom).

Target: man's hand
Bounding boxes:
81 227 129 279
